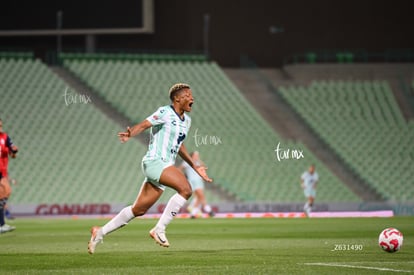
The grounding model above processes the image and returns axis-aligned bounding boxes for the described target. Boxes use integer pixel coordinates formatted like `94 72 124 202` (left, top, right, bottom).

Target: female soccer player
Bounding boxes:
300 164 319 217
88 83 212 254
180 151 214 218
0 118 18 233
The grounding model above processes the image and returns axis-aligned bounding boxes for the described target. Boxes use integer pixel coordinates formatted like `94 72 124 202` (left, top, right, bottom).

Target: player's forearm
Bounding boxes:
129 120 151 137
128 125 145 137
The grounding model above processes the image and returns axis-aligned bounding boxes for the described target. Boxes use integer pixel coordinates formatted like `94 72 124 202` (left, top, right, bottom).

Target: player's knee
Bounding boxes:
179 186 192 200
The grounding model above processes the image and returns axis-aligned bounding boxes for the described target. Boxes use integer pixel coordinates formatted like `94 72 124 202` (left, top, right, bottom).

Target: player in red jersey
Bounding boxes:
0 118 18 233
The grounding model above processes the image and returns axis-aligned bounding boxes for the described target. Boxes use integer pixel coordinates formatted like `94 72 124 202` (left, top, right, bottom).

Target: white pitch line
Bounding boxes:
303 263 413 273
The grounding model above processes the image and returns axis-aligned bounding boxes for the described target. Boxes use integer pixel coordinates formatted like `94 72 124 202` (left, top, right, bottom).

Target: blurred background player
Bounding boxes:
300 164 318 217
180 151 214 218
0 118 18 233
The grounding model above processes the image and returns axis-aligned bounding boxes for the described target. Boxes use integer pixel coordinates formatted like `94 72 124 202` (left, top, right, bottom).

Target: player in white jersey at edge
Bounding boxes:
88 83 212 254
300 164 319 217
180 151 214 218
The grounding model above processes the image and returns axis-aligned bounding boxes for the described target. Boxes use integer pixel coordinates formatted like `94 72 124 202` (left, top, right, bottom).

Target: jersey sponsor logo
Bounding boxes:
177 132 186 145
170 133 186 155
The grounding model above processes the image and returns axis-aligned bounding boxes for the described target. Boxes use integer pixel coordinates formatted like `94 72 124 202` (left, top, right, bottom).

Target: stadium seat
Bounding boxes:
279 80 413 202
1 58 151 204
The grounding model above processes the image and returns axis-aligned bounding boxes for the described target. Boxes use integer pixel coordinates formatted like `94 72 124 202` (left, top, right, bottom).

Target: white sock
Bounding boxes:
203 204 212 213
102 205 135 235
156 193 187 231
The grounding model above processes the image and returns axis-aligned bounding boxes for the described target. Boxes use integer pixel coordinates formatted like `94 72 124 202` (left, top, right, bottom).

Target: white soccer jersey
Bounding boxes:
144 105 191 165
301 171 319 189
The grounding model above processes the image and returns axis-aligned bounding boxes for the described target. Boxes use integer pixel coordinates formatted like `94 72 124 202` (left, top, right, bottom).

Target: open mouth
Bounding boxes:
189 102 193 108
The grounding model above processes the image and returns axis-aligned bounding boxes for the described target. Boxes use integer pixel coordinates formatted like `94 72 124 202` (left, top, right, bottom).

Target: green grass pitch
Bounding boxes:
0 217 413 274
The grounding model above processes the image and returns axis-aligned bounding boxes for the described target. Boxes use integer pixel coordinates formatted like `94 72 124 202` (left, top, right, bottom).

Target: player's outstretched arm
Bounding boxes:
178 144 212 182
118 119 152 143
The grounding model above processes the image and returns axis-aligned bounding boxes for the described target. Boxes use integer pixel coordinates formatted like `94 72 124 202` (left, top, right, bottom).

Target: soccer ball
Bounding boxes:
378 228 403 253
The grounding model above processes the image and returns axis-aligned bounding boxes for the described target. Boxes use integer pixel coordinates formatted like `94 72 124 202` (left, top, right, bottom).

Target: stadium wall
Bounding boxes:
1 0 413 66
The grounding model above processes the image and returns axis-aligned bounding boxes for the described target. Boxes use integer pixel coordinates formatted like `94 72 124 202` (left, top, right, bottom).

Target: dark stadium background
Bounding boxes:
1 0 413 66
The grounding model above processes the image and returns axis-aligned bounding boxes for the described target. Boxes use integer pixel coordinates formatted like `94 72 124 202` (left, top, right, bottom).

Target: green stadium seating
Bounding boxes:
62 56 361 202
2 55 370 204
0 58 223 204
1 58 197 204
279 80 414 202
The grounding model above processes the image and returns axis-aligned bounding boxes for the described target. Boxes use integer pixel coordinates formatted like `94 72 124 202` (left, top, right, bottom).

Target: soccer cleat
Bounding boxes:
0 224 16 234
88 226 103 254
149 227 170 247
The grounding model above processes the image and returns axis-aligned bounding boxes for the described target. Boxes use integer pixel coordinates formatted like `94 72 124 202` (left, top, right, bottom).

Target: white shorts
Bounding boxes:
304 188 316 198
141 158 172 191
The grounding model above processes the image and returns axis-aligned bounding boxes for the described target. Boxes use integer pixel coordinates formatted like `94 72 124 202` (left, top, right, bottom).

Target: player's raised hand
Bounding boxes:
118 127 131 143
194 165 213 182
